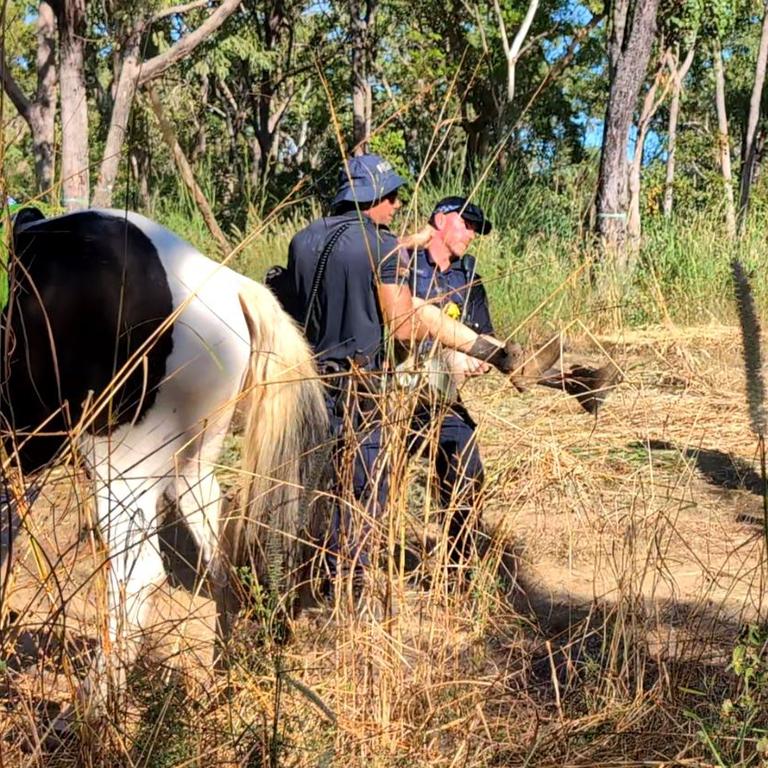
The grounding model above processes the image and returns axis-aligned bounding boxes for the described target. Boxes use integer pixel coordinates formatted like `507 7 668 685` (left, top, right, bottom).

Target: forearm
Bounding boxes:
379 285 480 349
410 297 495 352
383 290 521 373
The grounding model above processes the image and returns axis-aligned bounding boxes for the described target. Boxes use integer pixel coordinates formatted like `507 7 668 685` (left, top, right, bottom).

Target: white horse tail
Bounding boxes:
234 280 330 611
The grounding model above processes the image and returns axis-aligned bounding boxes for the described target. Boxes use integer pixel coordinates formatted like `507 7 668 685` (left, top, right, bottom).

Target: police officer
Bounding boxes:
285 156 525 587
407 196 497 567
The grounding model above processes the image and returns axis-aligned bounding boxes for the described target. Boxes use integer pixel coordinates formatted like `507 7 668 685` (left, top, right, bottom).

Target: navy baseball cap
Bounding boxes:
430 196 493 235
331 154 407 207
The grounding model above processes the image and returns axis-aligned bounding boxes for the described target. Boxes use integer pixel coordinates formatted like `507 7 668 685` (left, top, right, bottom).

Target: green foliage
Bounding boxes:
130 676 195 768
702 0 748 39
4 0 768 329
690 625 768 767
660 0 703 45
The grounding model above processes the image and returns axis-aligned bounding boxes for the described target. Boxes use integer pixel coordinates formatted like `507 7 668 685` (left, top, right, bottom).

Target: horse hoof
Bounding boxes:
510 335 564 392
568 362 623 414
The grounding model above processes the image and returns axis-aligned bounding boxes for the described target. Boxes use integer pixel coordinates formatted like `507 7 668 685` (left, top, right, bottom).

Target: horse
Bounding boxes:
0 207 329 722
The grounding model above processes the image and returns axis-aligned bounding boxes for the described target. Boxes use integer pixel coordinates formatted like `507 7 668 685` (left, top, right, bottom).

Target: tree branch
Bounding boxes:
0 48 31 120
146 86 231 255
493 0 540 102
138 0 240 86
493 0 510 56
150 0 211 24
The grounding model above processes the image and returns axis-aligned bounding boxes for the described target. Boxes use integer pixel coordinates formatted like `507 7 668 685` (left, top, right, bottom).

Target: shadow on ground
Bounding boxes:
637 438 764 495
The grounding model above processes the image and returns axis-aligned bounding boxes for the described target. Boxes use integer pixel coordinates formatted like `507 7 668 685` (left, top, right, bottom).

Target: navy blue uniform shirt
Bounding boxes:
411 248 494 341
287 212 403 366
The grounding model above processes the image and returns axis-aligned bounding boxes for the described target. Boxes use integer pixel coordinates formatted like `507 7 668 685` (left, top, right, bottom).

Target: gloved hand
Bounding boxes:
467 336 523 373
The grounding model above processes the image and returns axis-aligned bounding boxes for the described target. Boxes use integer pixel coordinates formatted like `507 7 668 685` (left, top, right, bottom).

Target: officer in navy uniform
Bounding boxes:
406 196 497 566
285 156 526 587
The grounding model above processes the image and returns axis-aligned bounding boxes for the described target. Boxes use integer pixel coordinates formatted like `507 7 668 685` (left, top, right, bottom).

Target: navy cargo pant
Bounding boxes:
324 373 483 576
409 401 484 561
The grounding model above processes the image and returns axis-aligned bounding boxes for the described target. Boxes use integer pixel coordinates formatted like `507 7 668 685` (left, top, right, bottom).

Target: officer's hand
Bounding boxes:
464 355 491 376
399 225 434 250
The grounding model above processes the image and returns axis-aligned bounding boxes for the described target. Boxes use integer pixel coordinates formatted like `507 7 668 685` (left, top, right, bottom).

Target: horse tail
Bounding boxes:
234 280 330 610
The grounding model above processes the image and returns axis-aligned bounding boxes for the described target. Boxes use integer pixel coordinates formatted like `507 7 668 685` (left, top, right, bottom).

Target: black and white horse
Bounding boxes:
1 208 328 718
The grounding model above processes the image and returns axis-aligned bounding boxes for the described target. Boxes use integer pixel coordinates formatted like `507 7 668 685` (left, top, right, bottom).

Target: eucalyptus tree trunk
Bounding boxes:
129 145 151 211
738 0 768 231
92 32 141 207
627 50 671 243
252 0 290 186
663 43 696 217
349 0 377 155
713 40 737 238
92 0 240 208
595 0 660 272
54 0 89 210
1 1 58 199
30 1 57 196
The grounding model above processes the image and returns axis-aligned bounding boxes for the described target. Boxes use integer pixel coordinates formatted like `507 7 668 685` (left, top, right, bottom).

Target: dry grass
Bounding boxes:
2 324 768 767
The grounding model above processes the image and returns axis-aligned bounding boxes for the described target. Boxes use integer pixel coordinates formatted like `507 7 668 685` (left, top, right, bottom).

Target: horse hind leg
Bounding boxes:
164 437 241 668
163 465 223 586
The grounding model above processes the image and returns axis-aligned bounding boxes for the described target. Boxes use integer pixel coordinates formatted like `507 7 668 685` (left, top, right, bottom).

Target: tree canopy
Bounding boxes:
3 0 768 249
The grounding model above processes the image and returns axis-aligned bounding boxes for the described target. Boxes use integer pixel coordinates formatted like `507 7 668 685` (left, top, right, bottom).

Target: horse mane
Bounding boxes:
231 280 330 613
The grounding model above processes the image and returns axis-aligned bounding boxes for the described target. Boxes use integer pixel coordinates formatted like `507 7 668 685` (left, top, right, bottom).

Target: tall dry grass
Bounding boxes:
5 75 768 768
4 314 768 766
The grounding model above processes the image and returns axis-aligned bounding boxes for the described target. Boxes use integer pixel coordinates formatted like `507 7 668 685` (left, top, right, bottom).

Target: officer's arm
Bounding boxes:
375 239 470 347
378 284 522 372
375 237 520 371
377 283 499 352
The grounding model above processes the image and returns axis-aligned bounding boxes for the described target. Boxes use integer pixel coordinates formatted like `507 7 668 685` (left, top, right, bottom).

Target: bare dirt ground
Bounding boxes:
473 324 767 629
2 324 767 767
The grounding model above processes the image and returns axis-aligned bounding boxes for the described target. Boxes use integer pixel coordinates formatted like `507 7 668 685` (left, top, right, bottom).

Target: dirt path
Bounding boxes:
5 325 766 659
469 324 767 627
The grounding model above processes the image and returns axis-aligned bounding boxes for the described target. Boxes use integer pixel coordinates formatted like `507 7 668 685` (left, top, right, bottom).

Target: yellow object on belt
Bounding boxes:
443 301 461 320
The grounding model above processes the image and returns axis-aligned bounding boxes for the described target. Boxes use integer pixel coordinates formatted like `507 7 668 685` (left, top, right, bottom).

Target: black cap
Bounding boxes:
430 196 492 235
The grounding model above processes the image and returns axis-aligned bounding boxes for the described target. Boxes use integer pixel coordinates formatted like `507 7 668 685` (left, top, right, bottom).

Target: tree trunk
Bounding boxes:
349 0 377 155
92 33 141 207
738 0 768 230
663 43 696 217
129 144 151 211
55 0 89 211
30 1 57 197
1 0 58 199
147 87 231 256
627 50 671 243
595 0 661 270
754 128 766 185
713 40 736 238
191 75 209 163
247 0 299 190
92 0 240 208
